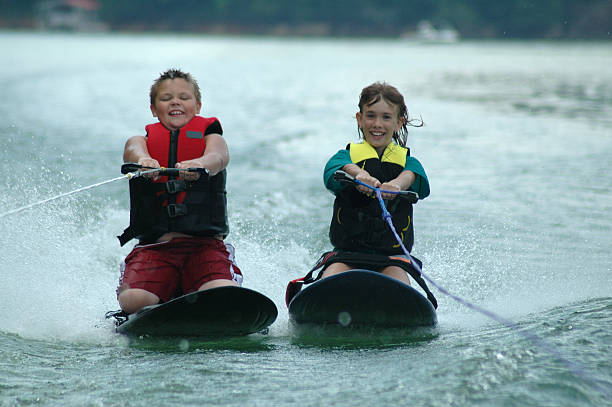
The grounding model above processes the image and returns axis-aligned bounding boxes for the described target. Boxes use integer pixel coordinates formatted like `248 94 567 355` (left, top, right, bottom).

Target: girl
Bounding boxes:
318 82 430 285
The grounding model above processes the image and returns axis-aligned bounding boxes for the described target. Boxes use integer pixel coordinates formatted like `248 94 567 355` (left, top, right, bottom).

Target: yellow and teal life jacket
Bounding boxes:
329 142 414 255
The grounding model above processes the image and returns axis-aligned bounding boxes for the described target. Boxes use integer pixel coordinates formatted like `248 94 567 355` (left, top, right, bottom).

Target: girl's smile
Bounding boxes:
356 99 404 155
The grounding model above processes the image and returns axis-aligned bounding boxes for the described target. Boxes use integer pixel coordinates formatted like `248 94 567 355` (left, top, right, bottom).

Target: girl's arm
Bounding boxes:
380 170 416 199
324 149 351 192
341 163 381 196
380 155 430 200
325 149 380 195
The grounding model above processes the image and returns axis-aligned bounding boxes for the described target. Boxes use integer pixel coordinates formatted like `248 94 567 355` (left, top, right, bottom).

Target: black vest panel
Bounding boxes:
119 170 229 246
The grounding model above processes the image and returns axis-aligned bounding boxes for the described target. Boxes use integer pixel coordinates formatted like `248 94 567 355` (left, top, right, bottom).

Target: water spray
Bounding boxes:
335 170 611 398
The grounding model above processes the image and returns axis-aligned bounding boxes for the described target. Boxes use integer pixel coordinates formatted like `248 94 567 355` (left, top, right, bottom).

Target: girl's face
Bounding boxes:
356 98 404 155
150 78 201 131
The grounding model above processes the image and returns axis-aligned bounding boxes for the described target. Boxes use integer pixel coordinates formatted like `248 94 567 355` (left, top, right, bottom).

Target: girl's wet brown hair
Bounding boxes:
357 82 423 147
150 68 202 105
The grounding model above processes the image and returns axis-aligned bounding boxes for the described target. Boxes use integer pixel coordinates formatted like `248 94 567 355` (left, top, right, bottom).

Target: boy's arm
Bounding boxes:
122 133 229 179
176 133 229 176
123 136 159 167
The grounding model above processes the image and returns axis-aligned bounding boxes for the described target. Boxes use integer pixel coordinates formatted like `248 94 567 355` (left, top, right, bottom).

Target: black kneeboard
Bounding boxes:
288 269 436 328
116 286 278 337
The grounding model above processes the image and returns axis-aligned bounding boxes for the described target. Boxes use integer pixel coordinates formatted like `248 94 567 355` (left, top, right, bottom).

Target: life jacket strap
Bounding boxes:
285 277 304 307
166 203 188 218
165 179 187 194
117 226 137 247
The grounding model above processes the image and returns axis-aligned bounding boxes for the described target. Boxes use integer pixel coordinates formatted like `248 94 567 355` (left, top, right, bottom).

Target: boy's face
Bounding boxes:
356 98 404 155
150 78 202 131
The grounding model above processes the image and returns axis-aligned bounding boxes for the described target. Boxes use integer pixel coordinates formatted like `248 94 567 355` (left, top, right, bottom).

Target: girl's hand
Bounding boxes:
355 170 381 197
380 181 402 200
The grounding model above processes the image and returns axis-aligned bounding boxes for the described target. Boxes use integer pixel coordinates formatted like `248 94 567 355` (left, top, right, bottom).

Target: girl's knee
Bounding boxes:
382 266 411 285
321 262 352 279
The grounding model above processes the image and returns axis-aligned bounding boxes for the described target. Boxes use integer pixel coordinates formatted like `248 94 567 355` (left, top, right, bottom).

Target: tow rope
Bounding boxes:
0 164 207 219
342 170 610 398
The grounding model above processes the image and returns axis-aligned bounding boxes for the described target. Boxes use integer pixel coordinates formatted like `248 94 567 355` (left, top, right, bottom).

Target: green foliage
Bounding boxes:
2 0 611 38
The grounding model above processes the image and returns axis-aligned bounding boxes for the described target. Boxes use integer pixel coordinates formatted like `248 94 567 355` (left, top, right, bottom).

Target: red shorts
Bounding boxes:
117 237 243 303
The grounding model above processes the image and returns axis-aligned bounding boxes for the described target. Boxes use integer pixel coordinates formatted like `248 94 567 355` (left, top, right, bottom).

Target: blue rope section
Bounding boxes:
351 179 610 398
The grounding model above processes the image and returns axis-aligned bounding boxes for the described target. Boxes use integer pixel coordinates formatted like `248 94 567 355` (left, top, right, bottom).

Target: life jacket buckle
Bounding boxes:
166 204 188 218
165 179 187 194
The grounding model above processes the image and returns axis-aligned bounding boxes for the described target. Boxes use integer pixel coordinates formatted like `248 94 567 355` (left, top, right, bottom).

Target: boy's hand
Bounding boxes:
176 160 205 181
137 157 161 179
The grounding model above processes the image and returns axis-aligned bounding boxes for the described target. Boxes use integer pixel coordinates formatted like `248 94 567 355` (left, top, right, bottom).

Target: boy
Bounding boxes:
116 69 242 314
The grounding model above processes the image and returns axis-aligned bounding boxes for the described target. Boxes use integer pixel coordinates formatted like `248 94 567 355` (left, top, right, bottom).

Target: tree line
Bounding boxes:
1 0 611 38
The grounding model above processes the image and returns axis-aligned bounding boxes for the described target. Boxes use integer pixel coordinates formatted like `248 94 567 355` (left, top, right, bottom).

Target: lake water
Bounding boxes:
0 31 611 406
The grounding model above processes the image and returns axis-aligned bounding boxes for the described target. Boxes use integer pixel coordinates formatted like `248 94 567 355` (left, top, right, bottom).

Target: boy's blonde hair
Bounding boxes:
150 68 202 105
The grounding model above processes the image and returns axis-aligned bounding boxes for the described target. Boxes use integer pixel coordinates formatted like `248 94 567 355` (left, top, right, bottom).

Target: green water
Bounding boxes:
0 32 611 406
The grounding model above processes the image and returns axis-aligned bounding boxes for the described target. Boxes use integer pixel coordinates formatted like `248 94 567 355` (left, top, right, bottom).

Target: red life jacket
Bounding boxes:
144 116 216 205
118 116 229 246
145 115 214 170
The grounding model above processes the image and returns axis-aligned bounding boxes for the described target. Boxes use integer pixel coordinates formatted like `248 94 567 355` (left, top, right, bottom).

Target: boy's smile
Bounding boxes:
150 78 202 131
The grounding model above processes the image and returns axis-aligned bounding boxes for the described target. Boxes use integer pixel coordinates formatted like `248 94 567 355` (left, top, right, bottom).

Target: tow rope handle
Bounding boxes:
333 170 419 203
121 162 210 178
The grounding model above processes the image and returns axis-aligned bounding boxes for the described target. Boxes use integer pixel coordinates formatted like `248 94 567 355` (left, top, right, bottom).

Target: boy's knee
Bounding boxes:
118 288 159 314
